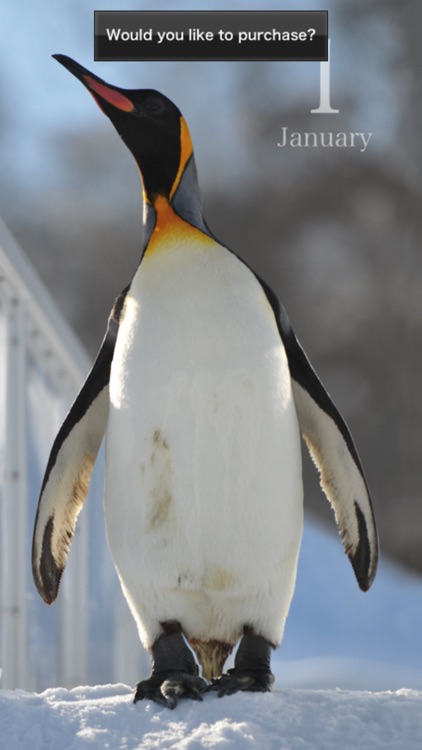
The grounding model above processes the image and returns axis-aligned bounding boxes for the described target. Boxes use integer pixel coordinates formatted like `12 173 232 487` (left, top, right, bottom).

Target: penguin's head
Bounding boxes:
53 55 193 205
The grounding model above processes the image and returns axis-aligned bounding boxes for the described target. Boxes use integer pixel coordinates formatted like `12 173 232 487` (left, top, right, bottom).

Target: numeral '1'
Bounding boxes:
311 39 339 114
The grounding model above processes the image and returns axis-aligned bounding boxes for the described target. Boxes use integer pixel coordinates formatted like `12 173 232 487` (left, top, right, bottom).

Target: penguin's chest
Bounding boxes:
105 236 302 589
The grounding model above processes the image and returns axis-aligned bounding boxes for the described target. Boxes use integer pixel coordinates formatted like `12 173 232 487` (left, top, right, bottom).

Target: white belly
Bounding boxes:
105 238 303 648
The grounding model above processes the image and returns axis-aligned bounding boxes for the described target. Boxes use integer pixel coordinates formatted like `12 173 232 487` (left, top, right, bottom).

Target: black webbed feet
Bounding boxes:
211 668 274 697
134 671 208 709
133 625 208 709
211 628 275 698
133 624 275 706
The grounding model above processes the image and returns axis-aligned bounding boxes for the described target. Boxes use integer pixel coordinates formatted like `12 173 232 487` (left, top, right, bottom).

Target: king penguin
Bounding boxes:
32 55 378 709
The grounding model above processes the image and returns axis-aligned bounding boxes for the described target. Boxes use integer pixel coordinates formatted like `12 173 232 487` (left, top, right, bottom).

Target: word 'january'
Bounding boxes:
278 127 372 152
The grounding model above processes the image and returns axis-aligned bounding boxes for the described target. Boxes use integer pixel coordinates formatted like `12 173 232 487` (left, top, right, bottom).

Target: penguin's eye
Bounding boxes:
143 98 164 115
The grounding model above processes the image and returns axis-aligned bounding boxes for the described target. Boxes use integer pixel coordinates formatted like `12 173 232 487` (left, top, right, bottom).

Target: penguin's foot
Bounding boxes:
212 668 274 696
133 624 208 709
211 628 275 698
134 671 208 709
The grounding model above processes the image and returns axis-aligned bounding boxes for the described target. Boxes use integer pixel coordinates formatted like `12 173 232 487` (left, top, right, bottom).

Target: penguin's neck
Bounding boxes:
141 155 211 254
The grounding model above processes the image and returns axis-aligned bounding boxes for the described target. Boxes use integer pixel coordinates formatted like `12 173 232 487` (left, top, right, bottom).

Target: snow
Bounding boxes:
2 514 418 750
1 683 422 749
6 517 422 748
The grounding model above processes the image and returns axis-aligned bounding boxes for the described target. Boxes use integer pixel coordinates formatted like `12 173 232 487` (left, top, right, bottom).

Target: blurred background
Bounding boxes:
1 0 422 692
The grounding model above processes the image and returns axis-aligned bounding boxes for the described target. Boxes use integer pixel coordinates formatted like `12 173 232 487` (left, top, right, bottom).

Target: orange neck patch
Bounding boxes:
152 195 179 233
144 196 213 258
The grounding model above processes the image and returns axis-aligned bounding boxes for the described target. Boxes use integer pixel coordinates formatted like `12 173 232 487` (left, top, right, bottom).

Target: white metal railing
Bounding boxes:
0 218 149 692
0 217 91 691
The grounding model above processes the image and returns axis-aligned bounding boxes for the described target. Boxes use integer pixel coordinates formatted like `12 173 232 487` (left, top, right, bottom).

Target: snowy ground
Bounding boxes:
2 682 422 750
4 517 422 748
3 518 422 749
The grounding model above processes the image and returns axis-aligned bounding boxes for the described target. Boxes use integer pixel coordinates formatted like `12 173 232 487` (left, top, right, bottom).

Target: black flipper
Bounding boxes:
261 278 378 591
32 289 127 604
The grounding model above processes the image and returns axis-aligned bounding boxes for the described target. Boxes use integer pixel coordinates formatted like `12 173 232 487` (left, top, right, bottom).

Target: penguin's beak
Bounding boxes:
53 54 135 113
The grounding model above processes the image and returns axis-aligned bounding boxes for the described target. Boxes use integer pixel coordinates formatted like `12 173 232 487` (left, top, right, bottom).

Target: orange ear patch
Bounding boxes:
169 117 193 200
83 76 134 112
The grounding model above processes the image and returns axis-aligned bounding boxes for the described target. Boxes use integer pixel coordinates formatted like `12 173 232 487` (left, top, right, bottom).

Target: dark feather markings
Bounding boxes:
39 517 63 605
351 502 373 592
